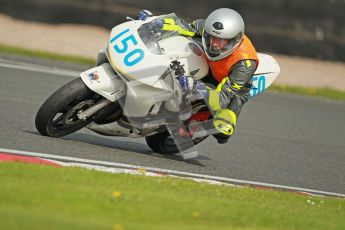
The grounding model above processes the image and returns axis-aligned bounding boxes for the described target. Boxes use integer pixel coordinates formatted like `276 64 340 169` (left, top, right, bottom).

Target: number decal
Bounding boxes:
110 28 130 43
110 28 145 66
250 75 266 97
124 49 145 66
114 34 138 54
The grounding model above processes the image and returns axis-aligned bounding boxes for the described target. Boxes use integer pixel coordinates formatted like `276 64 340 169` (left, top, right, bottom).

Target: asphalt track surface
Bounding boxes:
0 59 345 195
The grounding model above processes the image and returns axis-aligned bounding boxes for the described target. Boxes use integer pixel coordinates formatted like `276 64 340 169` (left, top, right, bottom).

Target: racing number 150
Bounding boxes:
250 75 266 97
110 28 145 66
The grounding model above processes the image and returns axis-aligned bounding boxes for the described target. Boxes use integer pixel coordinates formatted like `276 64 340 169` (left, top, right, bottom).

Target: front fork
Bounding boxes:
77 98 112 120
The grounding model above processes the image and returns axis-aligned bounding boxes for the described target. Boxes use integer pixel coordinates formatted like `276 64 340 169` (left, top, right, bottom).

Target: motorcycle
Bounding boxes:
35 15 280 159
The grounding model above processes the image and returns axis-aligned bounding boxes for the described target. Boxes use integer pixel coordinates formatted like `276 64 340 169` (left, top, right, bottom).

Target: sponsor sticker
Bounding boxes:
87 71 100 83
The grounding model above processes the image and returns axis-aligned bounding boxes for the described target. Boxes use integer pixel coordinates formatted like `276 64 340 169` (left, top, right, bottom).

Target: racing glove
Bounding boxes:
137 10 153 21
178 76 209 97
178 75 195 92
193 81 208 99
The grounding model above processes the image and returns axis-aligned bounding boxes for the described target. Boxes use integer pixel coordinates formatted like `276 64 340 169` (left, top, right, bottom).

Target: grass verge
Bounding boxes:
1 44 345 101
268 85 345 101
0 44 95 66
0 162 344 230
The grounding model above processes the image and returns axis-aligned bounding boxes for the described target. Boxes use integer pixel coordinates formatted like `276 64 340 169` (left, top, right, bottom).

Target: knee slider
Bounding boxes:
213 109 237 136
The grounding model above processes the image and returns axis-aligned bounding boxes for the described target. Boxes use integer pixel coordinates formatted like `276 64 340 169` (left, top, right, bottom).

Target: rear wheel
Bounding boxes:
145 132 208 155
35 78 96 137
145 106 211 154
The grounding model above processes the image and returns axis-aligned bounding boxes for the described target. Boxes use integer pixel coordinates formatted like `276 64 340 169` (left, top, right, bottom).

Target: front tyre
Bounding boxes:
35 78 95 137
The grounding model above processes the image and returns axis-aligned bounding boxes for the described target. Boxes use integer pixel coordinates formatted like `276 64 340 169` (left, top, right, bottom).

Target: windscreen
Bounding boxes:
138 14 181 55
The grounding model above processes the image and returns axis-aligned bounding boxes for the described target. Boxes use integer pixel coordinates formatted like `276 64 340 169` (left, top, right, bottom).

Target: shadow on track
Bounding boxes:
27 130 210 166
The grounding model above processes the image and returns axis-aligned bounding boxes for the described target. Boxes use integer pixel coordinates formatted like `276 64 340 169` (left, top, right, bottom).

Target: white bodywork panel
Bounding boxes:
80 63 125 102
106 19 210 117
158 36 209 80
250 53 280 97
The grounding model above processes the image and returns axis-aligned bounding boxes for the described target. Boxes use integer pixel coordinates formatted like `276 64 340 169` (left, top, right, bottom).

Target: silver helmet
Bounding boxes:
202 8 245 61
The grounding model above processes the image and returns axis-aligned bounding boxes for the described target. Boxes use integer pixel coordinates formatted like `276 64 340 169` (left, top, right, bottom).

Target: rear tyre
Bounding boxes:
145 104 211 155
35 78 96 137
145 131 207 155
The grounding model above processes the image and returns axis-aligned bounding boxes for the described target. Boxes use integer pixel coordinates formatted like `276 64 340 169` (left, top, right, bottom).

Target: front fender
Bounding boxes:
80 63 126 102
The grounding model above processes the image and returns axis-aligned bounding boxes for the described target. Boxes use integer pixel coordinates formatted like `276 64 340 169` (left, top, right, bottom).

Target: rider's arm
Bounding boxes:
208 60 257 139
217 60 258 111
159 14 204 37
190 19 205 37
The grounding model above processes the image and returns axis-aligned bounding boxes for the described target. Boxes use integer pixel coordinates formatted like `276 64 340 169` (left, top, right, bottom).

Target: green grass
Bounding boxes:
1 44 345 101
0 44 95 66
0 162 344 230
268 85 345 101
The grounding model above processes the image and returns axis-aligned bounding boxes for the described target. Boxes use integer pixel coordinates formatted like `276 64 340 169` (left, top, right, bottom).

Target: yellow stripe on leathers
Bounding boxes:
205 86 238 136
216 77 242 92
206 87 221 111
242 53 252 68
162 18 196 37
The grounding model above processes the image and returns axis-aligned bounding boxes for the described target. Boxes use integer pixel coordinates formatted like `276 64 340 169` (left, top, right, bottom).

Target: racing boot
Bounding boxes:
213 132 231 144
212 108 236 144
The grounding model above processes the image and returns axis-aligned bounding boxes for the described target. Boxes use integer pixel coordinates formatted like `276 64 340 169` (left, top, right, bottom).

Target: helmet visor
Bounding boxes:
203 32 243 58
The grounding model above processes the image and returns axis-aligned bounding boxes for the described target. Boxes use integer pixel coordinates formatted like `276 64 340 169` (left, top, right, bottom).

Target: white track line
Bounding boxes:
0 59 79 77
1 147 344 198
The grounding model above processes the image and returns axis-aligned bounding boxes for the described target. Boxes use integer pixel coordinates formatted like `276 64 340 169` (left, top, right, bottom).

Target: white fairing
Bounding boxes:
106 18 209 117
108 21 170 86
250 53 280 97
80 63 125 102
158 36 209 80
107 20 209 81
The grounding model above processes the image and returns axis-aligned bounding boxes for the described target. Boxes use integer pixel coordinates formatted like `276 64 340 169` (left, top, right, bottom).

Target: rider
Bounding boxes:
137 8 259 144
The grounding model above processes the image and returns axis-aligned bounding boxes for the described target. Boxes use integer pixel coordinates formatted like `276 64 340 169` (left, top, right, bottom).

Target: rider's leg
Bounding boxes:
212 92 248 144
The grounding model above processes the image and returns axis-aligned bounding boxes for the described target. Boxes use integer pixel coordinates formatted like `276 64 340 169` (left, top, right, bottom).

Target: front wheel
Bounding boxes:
35 78 96 137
